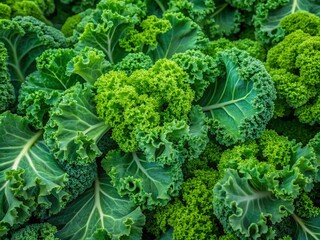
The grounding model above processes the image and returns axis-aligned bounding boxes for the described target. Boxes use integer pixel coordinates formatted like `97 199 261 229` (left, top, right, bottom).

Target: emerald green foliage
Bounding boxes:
0 16 66 95
0 0 55 24
203 38 266 60
102 107 209 209
18 48 83 129
61 14 82 37
0 3 11 19
44 83 110 166
213 130 320 239
59 162 97 203
3 1 320 239
48 173 146 239
75 0 146 64
66 47 111 84
280 11 320 36
103 149 183 209
114 52 153 75
0 43 14 113
226 0 260 12
198 48 276 146
147 169 221 240
183 140 223 178
95 59 195 152
60 0 99 14
145 12 208 61
120 15 171 52
267 118 320 145
0 112 68 237
171 49 218 100
254 1 320 44
295 193 320 218
10 223 58 240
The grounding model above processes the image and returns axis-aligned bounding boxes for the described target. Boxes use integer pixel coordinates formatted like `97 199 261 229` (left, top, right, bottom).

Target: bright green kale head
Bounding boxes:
204 38 266 61
266 30 320 125
95 58 195 152
146 169 222 240
0 0 55 24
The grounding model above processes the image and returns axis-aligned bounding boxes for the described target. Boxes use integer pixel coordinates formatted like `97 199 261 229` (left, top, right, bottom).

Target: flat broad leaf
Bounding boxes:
0 16 66 91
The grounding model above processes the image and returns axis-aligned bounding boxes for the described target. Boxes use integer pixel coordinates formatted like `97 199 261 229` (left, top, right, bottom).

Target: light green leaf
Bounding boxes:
66 47 112 85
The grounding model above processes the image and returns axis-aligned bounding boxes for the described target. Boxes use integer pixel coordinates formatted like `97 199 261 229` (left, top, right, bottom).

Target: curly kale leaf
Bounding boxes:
254 0 320 44
103 150 182 210
213 167 294 239
0 112 68 237
18 48 84 129
95 59 194 152
66 47 112 85
198 48 276 146
44 83 111 166
49 173 146 240
75 0 146 64
10 223 58 240
146 12 208 61
0 16 66 94
266 30 320 125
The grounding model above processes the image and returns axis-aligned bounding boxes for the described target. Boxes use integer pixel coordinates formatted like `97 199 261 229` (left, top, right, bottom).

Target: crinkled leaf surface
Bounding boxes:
44 83 110 166
0 16 66 90
213 168 294 239
0 42 14 113
18 48 84 129
212 0 242 37
0 112 68 237
66 47 111 85
49 173 146 240
146 12 207 61
103 150 180 209
75 0 145 64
